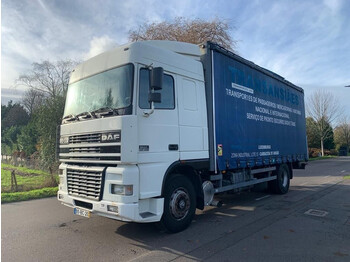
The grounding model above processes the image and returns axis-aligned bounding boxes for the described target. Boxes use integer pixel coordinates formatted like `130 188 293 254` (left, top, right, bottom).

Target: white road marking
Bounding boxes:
300 182 308 186
255 195 271 201
341 170 346 173
324 175 330 178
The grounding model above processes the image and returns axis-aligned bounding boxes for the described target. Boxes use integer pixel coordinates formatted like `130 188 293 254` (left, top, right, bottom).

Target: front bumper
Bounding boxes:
57 164 164 223
58 191 164 222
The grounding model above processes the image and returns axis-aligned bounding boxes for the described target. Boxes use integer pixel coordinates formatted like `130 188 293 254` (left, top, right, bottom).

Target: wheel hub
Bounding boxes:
169 188 190 220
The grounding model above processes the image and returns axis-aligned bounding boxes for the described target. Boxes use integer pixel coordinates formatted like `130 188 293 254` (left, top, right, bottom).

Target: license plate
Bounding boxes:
74 207 91 218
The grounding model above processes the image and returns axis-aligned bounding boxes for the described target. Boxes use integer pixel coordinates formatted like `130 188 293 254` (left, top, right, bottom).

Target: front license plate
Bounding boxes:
74 207 90 218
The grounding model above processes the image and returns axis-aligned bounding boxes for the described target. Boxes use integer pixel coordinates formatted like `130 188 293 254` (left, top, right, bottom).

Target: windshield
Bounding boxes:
63 64 134 118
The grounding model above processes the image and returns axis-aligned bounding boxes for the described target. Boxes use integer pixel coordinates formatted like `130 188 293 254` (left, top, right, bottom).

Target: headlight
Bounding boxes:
60 136 69 144
111 184 133 196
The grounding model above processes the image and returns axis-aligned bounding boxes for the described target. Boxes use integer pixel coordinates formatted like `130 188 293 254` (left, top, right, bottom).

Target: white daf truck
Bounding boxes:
58 40 307 232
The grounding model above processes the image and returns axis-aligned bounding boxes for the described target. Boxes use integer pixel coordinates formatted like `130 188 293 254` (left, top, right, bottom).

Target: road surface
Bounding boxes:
2 157 350 261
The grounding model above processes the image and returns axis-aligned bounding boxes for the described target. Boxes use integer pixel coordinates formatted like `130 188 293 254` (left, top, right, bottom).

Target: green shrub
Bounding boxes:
1 187 58 203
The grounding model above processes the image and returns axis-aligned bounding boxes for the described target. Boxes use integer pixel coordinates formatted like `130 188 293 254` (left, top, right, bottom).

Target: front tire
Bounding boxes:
269 164 290 194
160 174 196 233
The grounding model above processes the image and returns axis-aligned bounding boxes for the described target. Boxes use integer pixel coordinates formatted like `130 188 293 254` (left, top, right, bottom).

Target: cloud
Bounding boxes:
234 0 350 86
323 0 343 14
1 0 350 117
83 36 118 60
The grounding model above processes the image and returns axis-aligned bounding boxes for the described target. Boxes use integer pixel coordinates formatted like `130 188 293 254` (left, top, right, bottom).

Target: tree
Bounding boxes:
1 102 29 130
35 95 66 169
17 122 39 156
22 88 44 117
1 126 22 155
129 17 236 51
15 59 77 169
306 117 334 150
1 101 30 155
323 123 335 150
1 100 14 120
334 117 350 151
16 60 78 98
306 90 342 156
306 117 320 148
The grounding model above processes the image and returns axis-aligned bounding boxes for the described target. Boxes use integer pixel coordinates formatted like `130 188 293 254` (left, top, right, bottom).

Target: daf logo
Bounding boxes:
101 132 121 143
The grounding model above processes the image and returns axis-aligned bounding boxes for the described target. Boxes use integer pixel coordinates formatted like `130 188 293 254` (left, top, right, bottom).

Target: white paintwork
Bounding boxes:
136 62 180 199
177 76 208 156
103 165 139 203
60 115 138 164
59 192 164 222
70 41 203 84
59 40 210 223
142 40 202 60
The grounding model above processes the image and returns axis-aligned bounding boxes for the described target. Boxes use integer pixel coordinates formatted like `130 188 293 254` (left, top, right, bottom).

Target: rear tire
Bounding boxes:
269 164 290 194
160 174 196 233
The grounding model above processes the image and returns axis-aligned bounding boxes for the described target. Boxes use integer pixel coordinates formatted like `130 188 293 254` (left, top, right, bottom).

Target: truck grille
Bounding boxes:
69 133 101 144
69 147 101 153
67 167 105 200
59 130 121 164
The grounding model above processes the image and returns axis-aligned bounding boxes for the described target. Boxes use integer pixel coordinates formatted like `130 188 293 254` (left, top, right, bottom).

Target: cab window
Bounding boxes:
139 68 175 109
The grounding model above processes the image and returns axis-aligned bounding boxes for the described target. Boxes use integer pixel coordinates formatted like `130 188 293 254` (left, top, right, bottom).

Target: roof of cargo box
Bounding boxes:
203 42 304 93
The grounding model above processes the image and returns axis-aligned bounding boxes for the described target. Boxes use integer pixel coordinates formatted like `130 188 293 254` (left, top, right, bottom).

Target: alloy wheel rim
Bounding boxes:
169 188 190 220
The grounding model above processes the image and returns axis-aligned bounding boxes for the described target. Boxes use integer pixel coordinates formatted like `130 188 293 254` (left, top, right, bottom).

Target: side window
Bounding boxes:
139 68 175 109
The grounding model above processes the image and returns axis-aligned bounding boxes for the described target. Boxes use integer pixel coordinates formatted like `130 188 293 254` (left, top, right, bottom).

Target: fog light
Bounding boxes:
111 184 133 196
107 205 118 213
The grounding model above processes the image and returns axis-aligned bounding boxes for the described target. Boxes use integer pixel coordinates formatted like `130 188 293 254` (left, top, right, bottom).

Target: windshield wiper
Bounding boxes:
62 114 79 122
91 107 120 117
76 111 96 119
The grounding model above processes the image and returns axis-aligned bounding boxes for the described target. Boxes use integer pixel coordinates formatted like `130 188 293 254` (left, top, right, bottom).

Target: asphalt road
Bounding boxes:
2 157 350 262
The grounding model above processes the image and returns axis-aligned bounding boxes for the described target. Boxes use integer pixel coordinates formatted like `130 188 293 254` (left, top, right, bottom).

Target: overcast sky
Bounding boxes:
1 0 350 117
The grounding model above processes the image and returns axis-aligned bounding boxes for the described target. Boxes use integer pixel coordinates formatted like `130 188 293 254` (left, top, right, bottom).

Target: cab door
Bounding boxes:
177 76 208 160
136 65 180 198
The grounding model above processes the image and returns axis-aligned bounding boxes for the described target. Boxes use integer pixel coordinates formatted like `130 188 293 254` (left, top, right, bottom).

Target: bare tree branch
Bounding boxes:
21 88 45 117
334 116 350 150
129 17 237 51
306 90 343 156
16 60 78 99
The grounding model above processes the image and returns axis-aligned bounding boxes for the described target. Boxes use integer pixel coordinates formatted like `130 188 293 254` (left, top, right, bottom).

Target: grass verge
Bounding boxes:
1 164 58 203
1 187 58 203
308 156 337 161
344 175 350 180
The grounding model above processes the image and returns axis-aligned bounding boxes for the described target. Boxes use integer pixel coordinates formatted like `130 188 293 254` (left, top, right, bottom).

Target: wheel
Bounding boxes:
268 164 290 194
160 174 196 233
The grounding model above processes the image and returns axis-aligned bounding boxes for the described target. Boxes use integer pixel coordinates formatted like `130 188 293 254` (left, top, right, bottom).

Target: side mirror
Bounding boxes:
150 67 163 91
143 67 163 116
148 93 161 103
